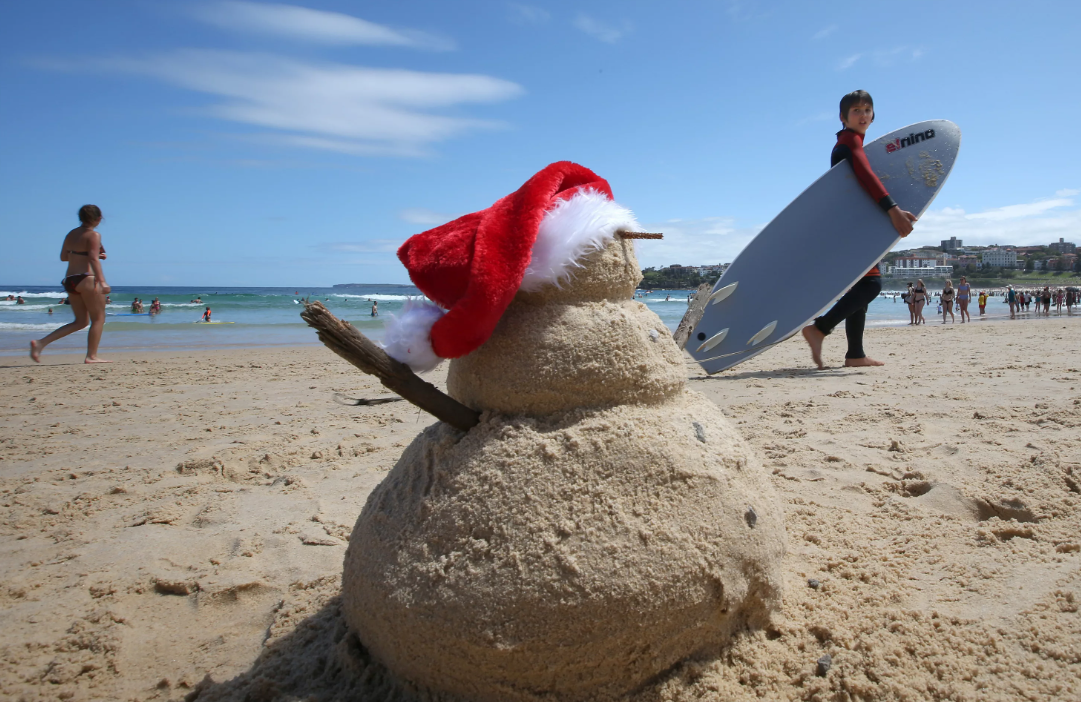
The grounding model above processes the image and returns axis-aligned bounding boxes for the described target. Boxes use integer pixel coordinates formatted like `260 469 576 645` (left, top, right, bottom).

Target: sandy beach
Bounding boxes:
2 317 1080 701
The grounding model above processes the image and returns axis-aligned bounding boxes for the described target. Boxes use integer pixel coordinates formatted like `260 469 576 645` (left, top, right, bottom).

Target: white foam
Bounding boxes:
0 304 55 311
0 322 86 332
333 294 427 301
0 291 65 298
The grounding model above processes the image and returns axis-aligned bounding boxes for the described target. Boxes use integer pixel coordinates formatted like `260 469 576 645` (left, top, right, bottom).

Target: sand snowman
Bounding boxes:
342 162 786 700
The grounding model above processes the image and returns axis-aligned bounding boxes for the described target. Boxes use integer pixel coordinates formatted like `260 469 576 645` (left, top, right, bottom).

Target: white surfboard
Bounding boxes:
688 120 961 374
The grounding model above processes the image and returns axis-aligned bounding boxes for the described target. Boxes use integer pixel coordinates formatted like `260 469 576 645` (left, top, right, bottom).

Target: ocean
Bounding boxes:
0 283 1011 356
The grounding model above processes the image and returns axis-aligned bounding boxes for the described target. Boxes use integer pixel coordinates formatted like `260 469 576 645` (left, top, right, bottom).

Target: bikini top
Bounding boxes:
68 244 105 256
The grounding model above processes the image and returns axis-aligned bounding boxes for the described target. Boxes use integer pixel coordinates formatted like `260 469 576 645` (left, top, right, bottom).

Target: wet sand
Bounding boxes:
2 318 1080 700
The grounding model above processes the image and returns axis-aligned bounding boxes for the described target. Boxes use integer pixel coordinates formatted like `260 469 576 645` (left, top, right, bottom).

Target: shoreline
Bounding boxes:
3 301 1078 359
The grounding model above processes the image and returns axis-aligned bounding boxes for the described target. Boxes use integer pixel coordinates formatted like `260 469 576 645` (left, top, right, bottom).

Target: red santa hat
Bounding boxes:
383 161 641 372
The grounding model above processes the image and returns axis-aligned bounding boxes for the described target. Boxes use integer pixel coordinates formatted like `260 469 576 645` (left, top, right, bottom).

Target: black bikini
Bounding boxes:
62 273 91 295
62 244 105 295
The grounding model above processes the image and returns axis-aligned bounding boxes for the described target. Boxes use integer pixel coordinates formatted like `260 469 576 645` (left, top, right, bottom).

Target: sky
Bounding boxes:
1 0 1079 287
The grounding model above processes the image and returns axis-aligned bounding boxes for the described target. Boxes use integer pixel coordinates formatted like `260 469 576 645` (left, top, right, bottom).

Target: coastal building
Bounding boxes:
1049 238 1077 254
1064 253 1078 270
887 258 952 278
947 254 981 270
941 237 963 253
981 248 1019 268
694 264 728 277
893 255 943 269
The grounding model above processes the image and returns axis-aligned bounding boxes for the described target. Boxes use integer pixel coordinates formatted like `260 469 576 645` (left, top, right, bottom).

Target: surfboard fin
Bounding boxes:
748 320 777 346
696 328 728 353
708 282 737 305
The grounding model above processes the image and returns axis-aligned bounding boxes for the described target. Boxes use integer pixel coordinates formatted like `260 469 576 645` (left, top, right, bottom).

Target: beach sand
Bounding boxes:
2 318 1080 700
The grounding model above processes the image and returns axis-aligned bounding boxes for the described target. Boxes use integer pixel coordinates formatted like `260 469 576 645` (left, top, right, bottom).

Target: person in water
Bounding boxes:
202 306 212 322
31 205 111 363
802 90 916 368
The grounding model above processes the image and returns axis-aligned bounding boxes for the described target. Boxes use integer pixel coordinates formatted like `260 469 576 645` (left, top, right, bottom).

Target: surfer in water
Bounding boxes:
202 306 212 322
802 90 917 369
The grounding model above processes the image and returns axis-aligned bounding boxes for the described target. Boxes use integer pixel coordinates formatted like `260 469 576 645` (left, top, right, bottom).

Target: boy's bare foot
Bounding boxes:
801 325 825 369
30 340 41 363
845 357 885 367
85 357 112 364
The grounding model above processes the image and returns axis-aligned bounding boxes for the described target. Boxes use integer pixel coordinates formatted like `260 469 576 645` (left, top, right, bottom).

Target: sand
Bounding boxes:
2 316 1080 701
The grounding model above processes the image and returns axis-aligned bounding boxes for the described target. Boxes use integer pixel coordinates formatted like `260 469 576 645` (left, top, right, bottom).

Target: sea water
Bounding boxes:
0 284 1011 355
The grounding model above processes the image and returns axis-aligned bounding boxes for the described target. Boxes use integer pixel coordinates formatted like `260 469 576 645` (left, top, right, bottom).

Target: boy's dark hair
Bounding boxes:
839 90 874 121
78 204 102 225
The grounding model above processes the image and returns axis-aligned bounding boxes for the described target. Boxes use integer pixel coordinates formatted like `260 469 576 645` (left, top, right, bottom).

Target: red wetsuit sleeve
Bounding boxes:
833 130 897 213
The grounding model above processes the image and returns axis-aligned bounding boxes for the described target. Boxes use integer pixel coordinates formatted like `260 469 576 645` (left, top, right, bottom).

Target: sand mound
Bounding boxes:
343 393 785 700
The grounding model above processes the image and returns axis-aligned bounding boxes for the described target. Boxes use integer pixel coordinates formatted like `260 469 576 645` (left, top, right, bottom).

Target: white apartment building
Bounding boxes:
982 249 1019 268
893 256 943 269
888 265 953 278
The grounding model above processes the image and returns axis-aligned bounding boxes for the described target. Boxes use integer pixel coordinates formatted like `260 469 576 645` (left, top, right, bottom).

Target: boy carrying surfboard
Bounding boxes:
802 90 917 369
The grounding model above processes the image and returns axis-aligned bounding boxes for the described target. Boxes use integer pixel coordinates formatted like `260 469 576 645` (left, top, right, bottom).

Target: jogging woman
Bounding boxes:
30 205 111 363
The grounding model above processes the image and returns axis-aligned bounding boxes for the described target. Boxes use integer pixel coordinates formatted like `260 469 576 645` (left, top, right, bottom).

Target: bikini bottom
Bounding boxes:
62 273 91 295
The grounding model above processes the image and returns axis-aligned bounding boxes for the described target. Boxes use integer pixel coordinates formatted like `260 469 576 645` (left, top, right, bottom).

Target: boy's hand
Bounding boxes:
889 206 917 237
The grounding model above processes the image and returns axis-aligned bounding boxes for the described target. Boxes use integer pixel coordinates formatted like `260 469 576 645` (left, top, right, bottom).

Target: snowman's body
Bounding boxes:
343 237 786 700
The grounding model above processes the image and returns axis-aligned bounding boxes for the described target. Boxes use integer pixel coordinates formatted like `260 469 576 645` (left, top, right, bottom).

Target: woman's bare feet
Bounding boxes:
801 325 825 369
845 357 885 367
85 356 112 364
30 340 41 363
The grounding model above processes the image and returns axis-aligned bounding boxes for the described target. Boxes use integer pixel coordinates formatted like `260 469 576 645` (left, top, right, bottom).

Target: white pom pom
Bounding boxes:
521 189 641 292
381 299 446 373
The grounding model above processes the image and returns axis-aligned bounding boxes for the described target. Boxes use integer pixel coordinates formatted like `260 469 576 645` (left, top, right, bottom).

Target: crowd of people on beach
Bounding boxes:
894 276 1077 325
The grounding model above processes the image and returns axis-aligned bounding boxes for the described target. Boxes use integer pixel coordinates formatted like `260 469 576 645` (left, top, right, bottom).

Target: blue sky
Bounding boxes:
1 0 1078 286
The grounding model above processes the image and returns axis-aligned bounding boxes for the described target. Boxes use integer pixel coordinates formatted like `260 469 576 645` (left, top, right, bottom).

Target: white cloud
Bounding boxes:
1056 188 1080 197
573 14 631 43
965 197 1074 221
836 46 922 71
508 3 550 25
192 1 454 50
399 208 460 226
871 45 925 66
52 50 523 157
902 192 1081 249
837 53 860 70
319 240 400 253
635 217 763 269
812 25 836 40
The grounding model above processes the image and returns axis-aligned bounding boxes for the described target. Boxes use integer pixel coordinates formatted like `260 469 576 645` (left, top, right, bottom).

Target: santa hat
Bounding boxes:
383 161 641 372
